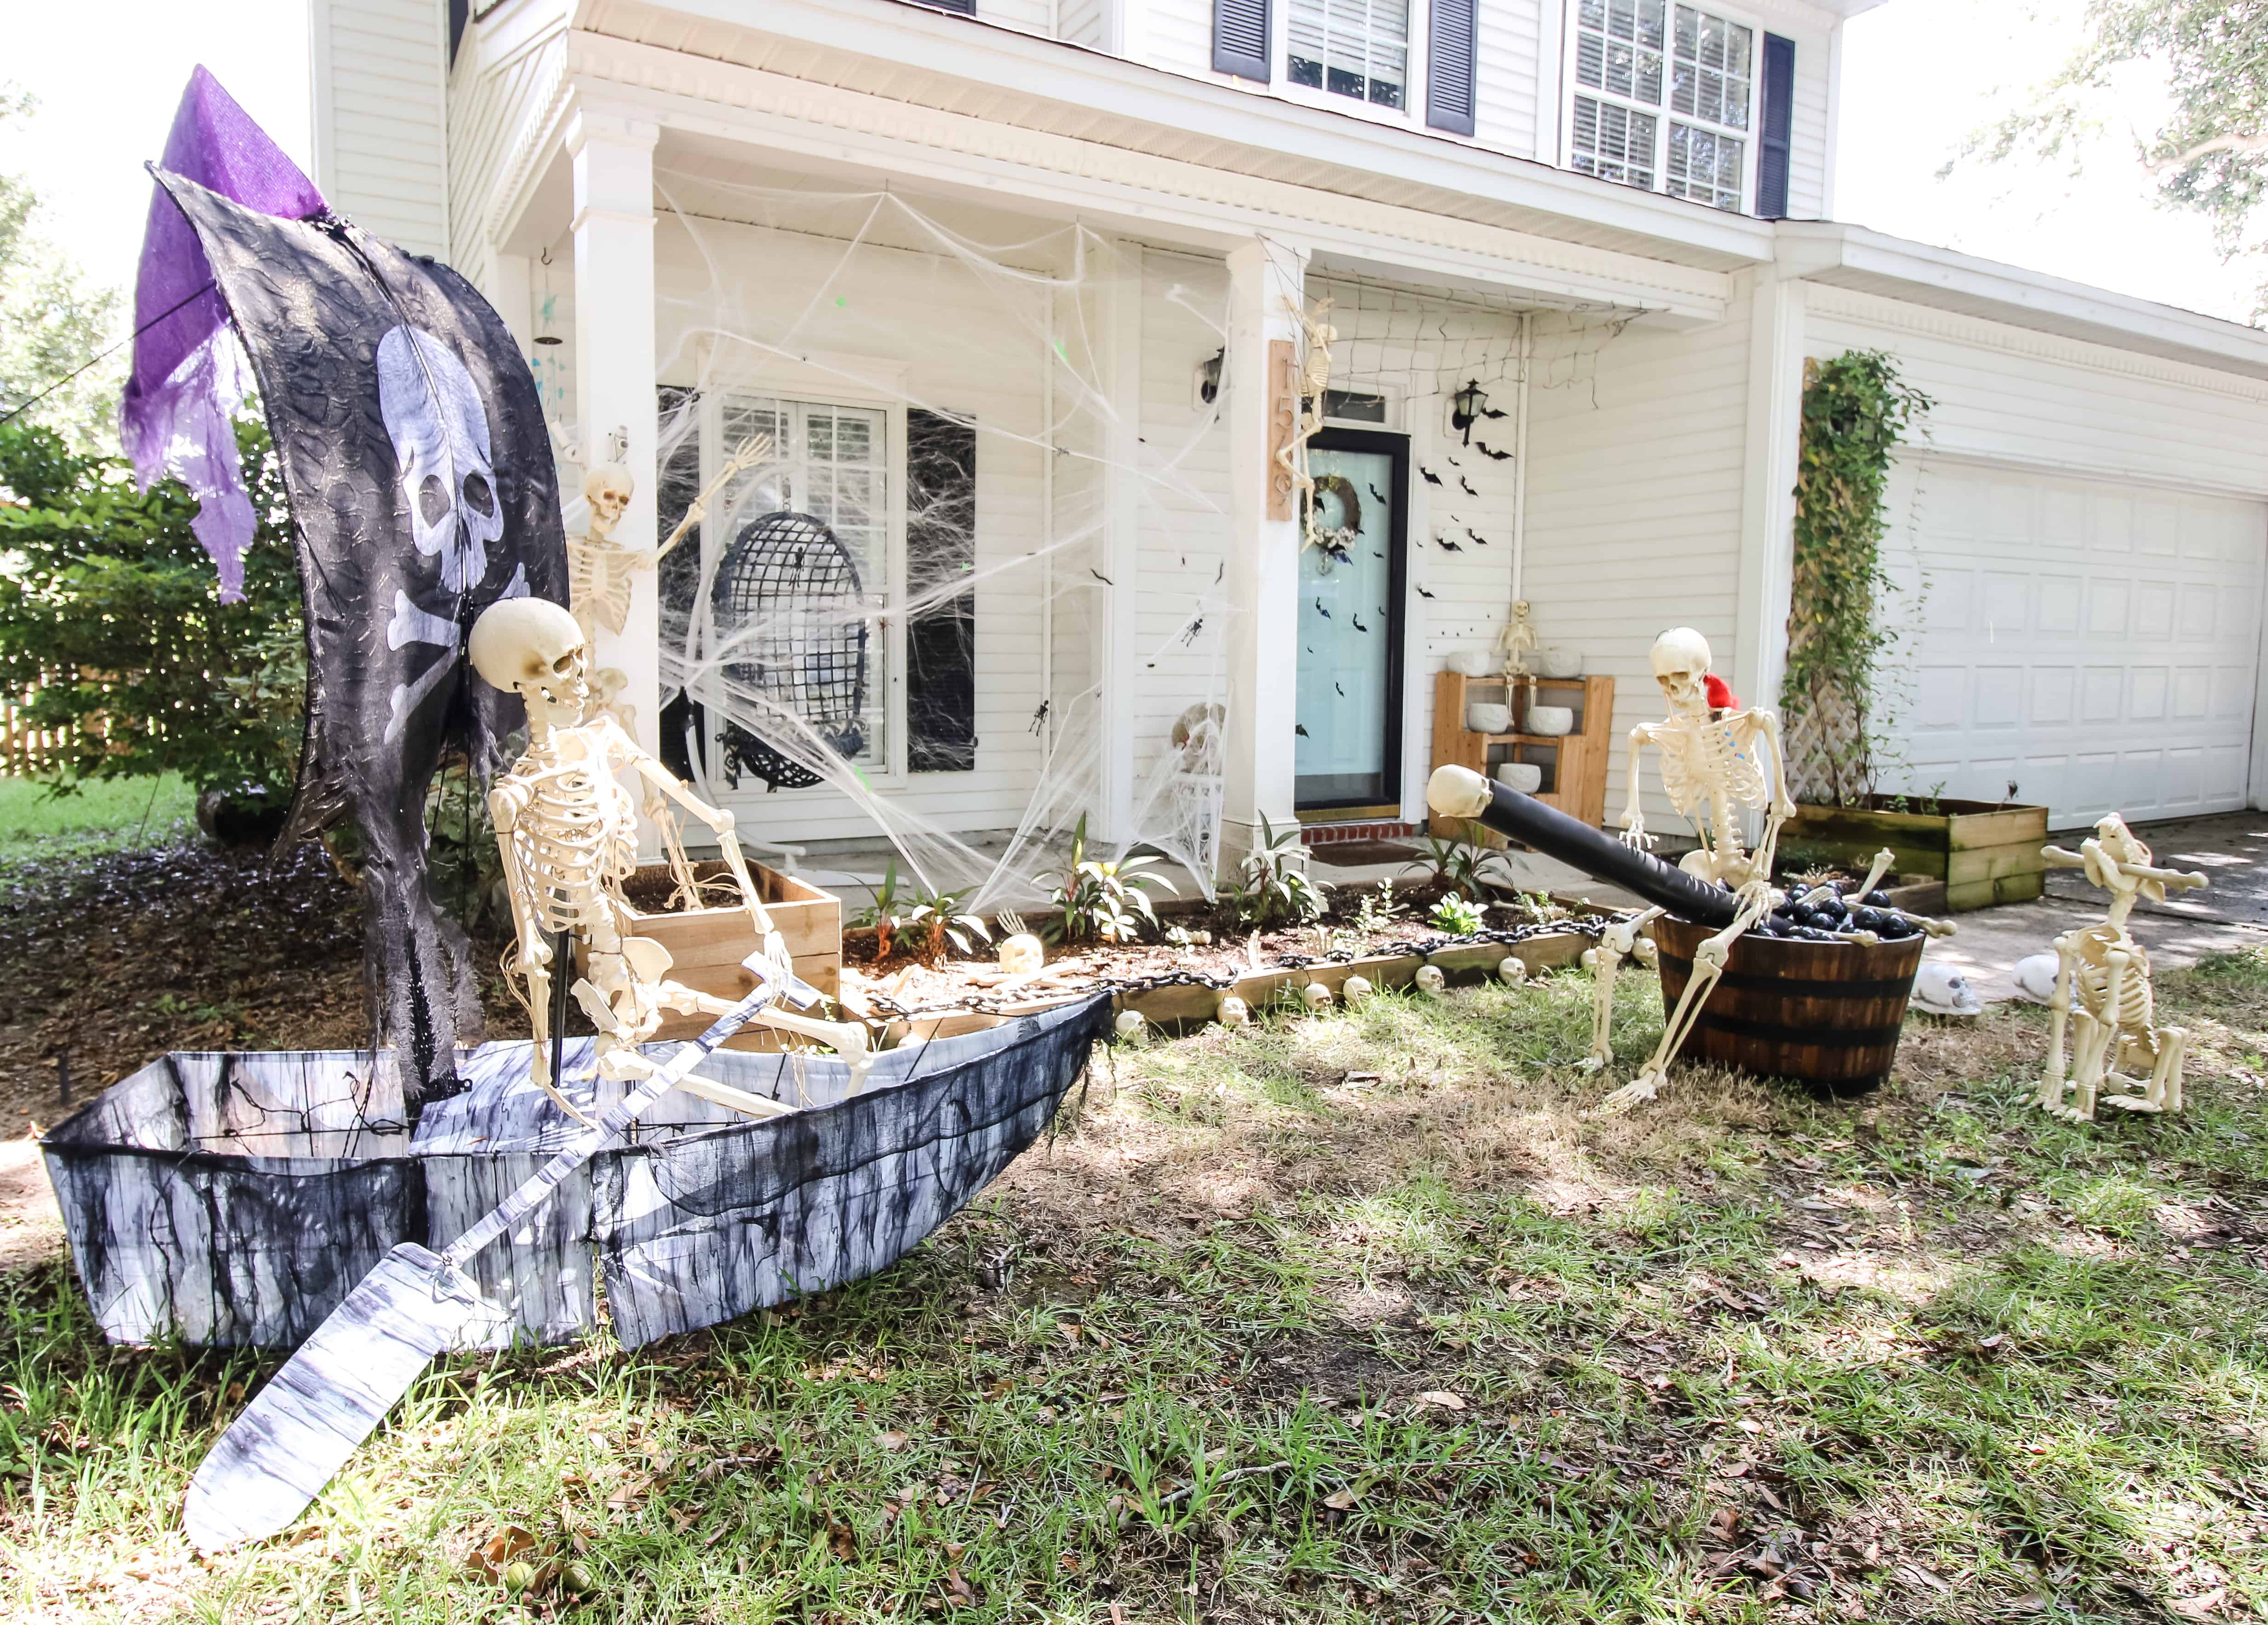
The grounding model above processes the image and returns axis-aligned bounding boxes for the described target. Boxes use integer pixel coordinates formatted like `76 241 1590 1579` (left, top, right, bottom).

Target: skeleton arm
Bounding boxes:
1744 708 1797 889
605 722 787 962
1619 724 1658 848
655 433 775 563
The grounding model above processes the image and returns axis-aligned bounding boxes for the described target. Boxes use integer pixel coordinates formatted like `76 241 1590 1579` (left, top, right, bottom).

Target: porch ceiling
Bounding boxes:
568 0 1770 276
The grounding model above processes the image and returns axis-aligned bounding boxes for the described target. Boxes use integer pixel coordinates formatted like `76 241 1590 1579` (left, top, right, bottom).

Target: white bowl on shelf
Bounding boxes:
1466 702 1511 734
1446 649 1497 677
1494 761 1543 793
1527 704 1575 737
1532 648 1583 679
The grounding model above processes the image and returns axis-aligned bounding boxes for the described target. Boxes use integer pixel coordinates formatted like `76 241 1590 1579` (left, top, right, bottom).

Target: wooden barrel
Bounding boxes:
1652 916 1926 1091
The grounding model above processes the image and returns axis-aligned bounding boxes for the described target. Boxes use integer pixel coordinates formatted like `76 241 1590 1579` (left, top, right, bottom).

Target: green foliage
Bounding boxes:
1428 893 1485 934
0 86 122 448
1402 827 1511 900
1226 813 1328 930
0 417 305 798
1047 814 1174 944
1350 877 1403 936
852 863 991 959
1779 350 1931 809
1958 3 2268 314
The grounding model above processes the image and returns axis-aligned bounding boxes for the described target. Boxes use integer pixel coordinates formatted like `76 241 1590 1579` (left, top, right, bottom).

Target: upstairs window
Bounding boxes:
1289 0 1411 109
1568 0 1756 213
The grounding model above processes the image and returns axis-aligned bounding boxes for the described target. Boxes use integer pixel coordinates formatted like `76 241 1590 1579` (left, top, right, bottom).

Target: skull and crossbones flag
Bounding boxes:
147 168 568 1110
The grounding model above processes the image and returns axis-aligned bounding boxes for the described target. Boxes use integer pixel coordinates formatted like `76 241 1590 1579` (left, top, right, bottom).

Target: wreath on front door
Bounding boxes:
1303 472 1362 570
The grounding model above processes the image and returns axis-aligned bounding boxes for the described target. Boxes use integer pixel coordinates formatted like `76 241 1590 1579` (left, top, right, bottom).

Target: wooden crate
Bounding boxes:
614 861 843 1041
1430 669 1616 839
1786 800 2049 912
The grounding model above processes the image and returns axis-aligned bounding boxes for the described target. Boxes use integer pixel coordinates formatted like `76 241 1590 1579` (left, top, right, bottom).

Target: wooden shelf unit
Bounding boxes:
1430 669 1616 838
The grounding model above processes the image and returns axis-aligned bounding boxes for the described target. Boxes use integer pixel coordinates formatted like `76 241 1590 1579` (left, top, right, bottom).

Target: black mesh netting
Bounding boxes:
711 510 869 790
37 995 1111 1349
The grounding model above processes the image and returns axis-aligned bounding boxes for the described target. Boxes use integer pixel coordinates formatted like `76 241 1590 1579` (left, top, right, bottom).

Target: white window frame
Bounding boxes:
689 359 913 792
1272 0 1428 130
1559 0 1763 215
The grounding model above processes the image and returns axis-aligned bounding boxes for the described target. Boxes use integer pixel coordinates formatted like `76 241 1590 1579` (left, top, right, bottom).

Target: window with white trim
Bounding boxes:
1567 0 1756 213
1289 0 1412 110
716 394 892 769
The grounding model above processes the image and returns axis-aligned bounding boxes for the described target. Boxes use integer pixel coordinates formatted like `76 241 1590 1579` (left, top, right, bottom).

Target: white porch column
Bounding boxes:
1733 268 1808 726
1218 237 1308 870
1096 238 1144 848
567 109 661 756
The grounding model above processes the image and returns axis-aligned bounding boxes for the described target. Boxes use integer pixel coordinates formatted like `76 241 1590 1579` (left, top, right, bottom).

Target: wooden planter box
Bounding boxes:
1786 799 2049 912
617 861 842 1041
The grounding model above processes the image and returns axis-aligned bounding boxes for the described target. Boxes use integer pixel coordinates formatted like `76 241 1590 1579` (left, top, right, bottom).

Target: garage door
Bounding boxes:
1883 458 2266 827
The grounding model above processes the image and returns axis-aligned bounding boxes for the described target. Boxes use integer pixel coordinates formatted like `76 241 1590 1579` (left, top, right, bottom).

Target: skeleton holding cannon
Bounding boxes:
467 597 869 1122
1591 628 1795 1112
2036 814 2207 1120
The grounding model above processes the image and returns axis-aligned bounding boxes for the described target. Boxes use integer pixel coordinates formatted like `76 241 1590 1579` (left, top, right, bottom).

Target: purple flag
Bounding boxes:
120 68 325 601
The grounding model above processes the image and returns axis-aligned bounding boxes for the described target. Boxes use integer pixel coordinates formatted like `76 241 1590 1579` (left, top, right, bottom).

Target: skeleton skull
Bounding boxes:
1414 963 1446 997
1114 1008 1147 1039
1216 994 1249 1028
997 933 1045 976
378 325 503 594
470 597 589 718
1342 974 1373 1001
1300 981 1333 1013
583 463 633 541
1650 627 1713 713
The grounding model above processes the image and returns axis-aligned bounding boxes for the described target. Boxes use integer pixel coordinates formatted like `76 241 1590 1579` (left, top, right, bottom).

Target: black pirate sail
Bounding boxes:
150 169 568 1109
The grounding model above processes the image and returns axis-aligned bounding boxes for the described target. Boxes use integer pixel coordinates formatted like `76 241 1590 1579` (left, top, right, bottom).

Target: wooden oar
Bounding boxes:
183 953 796 1552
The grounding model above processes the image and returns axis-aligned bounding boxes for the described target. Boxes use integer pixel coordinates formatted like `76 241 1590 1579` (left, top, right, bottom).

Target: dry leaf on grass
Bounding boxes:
1413 1390 1466 1410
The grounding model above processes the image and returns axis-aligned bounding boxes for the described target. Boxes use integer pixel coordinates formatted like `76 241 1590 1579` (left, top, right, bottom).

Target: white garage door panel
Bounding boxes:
1884 460 2266 826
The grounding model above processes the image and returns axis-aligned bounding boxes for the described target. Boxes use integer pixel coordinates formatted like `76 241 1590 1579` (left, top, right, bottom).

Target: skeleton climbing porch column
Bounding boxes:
1219 237 1308 875
567 109 661 760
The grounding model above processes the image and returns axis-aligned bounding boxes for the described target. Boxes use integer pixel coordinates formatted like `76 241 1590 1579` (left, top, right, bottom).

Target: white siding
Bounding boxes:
980 0 1058 35
1475 0 1546 158
446 22 567 291
312 0 449 259
1522 302 1755 827
1058 0 1111 48
1137 0 1217 76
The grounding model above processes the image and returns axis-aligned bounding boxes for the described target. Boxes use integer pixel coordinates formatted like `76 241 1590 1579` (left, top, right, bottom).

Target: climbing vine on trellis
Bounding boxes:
1780 349 1932 808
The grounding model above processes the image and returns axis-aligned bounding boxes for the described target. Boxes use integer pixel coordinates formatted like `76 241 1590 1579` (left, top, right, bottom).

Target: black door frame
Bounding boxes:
1295 425 1410 814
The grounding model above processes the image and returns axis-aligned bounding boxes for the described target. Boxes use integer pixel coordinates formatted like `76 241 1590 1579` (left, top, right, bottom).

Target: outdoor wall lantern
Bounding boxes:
1196 347 1224 408
1449 378 1488 444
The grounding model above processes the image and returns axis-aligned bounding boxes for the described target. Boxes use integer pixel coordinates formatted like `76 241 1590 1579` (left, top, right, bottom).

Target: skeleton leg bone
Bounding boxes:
2038 932 2078 1114
1593 893 1765 1116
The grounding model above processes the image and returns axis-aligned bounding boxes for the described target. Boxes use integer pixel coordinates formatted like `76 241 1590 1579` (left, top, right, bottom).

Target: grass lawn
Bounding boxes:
0 775 196 862
2 953 2264 1621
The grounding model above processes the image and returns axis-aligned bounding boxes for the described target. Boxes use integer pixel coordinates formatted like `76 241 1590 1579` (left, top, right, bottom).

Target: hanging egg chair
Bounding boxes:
708 510 869 790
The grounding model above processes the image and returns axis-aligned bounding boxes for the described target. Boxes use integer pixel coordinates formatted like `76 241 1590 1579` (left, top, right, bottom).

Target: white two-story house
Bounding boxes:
308 0 2268 880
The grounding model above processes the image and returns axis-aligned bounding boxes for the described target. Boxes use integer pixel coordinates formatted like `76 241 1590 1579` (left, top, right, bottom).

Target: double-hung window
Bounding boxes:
1568 0 1756 213
1288 0 1412 109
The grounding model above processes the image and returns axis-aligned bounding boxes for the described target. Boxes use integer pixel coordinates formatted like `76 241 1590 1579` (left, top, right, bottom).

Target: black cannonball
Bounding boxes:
1864 890 1895 908
1815 894 1849 921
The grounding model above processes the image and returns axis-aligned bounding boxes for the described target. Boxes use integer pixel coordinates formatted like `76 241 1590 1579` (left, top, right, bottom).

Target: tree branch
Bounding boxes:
2142 127 2268 177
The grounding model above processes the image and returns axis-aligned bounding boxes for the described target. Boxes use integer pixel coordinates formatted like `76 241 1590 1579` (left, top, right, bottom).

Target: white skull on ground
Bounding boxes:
470 597 589 719
378 325 503 594
583 463 633 541
1650 627 1712 714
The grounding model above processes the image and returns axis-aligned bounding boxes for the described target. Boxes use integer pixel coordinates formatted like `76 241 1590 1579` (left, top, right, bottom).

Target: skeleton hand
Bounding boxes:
1619 813 1654 852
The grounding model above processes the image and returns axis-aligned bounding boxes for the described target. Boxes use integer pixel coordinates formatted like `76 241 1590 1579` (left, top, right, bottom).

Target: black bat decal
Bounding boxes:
1367 481 1386 503
1314 598 1331 618
1090 567 1115 586
1335 682 1346 697
1352 615 1369 632
1474 440 1513 461
1466 527 1489 547
1458 475 1479 496
1445 453 1462 467
1419 465 1443 486
1416 585 1437 598
1438 537 1464 552
1295 723 1311 738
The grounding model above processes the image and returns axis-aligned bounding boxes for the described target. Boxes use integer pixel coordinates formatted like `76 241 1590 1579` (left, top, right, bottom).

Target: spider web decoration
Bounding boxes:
710 510 870 790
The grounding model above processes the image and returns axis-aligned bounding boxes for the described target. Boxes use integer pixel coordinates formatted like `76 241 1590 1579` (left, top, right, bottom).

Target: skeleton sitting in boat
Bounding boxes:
1589 628 1796 1111
468 597 868 1117
2036 814 2207 1121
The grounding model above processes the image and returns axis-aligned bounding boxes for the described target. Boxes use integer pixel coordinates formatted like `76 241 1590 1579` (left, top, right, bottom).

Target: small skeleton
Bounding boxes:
468 598 870 1121
1579 908 1662 1071
1592 627 1795 1112
2036 815 2207 1120
1497 599 1539 681
1279 298 1337 555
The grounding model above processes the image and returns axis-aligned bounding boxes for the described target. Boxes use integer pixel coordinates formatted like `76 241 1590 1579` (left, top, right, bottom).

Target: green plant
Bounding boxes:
0 418 304 797
1351 878 1403 937
1047 814 1174 944
1403 829 1509 900
854 864 994 961
1226 814 1328 930
1428 894 1485 935
1779 350 1932 809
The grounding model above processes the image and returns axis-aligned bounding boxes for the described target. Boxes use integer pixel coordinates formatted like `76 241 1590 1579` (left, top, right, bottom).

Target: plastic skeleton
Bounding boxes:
1579 908 1662 1070
467 598 870 1122
2035 815 2208 1120
1593 628 1796 1112
1497 599 1539 680
1280 298 1338 555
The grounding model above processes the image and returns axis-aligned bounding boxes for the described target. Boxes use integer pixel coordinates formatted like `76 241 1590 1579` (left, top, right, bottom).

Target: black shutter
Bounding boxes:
1426 0 1478 137
1213 0 1272 82
1757 32 1795 218
907 0 978 13
907 410 978 773
448 0 471 65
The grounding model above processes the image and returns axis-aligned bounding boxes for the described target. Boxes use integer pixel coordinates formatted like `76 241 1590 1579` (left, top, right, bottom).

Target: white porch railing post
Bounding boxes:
1218 236 1308 875
566 108 662 761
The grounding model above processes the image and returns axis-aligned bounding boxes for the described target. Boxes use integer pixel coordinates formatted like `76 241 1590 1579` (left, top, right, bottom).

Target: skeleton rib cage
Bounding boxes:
500 757 639 934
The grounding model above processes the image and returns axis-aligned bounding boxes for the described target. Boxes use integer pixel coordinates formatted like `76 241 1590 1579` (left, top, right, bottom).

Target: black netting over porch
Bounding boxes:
710 510 870 789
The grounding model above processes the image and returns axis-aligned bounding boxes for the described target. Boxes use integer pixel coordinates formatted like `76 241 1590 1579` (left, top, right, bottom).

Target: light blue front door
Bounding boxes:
1295 445 1399 807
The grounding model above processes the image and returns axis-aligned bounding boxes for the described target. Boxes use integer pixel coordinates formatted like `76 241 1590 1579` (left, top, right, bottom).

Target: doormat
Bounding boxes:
1309 841 1419 869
